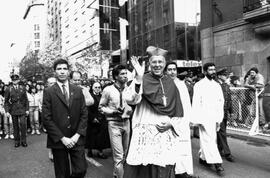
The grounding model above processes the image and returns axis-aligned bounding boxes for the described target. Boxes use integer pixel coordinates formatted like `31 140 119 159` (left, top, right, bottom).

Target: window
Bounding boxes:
34 24 40 31
34 41 40 48
34 33 40 39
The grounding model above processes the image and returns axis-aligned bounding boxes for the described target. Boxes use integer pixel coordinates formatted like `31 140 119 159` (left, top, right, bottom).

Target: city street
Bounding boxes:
0 134 270 178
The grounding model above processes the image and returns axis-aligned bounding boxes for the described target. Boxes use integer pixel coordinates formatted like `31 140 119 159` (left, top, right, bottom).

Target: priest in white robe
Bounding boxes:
191 62 225 176
165 61 195 178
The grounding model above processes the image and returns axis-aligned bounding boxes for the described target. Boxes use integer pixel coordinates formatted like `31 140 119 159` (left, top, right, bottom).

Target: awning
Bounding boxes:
173 60 202 68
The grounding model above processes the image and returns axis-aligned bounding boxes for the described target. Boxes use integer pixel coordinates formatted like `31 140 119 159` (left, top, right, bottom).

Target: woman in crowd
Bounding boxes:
0 85 14 139
86 82 110 158
27 86 40 135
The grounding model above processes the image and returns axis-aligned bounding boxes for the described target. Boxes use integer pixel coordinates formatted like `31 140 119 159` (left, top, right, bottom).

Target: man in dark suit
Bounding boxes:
4 74 29 147
216 68 235 162
42 59 88 178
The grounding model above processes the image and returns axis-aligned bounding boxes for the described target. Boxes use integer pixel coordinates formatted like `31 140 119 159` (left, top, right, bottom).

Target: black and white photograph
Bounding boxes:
0 0 270 178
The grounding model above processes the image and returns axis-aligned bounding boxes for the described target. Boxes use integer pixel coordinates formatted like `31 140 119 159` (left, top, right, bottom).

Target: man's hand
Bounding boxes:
92 118 100 123
26 111 29 116
130 56 145 83
70 133 80 145
6 112 11 118
61 137 75 149
156 122 172 133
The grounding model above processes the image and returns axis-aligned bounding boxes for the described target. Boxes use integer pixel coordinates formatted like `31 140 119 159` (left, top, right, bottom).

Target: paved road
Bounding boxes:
0 134 270 178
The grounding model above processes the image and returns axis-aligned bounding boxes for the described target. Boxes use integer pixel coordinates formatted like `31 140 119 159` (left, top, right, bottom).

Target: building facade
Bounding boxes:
61 0 120 77
23 0 47 53
45 0 62 50
201 0 270 81
127 0 200 62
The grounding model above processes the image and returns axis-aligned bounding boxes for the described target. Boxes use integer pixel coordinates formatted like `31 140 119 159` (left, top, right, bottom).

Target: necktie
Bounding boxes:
62 84 69 105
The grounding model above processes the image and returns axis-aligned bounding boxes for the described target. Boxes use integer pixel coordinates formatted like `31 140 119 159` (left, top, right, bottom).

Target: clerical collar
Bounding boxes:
150 72 164 79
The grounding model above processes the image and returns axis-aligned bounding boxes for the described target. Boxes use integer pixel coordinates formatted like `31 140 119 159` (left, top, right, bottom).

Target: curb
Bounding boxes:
227 130 270 146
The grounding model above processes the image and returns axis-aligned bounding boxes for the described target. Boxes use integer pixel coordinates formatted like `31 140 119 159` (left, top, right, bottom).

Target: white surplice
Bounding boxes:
123 80 182 167
174 78 193 175
191 77 224 164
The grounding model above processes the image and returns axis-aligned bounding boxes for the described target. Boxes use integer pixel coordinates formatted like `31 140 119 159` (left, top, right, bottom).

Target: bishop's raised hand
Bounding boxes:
130 56 145 83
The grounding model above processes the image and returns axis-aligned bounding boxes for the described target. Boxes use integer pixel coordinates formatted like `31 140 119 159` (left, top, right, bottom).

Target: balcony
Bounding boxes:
243 0 270 22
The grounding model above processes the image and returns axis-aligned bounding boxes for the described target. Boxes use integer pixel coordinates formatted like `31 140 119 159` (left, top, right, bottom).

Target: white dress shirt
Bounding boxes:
57 81 70 98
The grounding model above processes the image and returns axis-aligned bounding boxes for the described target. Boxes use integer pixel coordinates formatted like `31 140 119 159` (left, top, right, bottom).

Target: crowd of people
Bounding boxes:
0 45 269 178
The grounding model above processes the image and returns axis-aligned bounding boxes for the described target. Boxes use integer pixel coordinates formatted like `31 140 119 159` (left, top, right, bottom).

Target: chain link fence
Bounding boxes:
228 87 269 136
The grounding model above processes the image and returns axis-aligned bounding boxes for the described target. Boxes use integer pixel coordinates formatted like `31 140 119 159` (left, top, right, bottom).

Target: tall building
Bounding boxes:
45 0 62 50
201 0 270 80
128 0 201 65
61 0 120 77
23 0 47 53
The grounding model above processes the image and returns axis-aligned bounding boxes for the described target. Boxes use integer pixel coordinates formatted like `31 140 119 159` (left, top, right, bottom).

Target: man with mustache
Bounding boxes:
191 62 225 176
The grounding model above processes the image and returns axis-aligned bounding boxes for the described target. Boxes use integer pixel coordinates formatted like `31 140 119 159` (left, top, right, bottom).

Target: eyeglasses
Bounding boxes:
94 87 101 88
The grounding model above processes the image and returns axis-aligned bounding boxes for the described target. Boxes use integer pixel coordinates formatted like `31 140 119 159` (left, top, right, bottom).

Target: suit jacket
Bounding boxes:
4 85 29 116
42 83 88 149
217 80 232 114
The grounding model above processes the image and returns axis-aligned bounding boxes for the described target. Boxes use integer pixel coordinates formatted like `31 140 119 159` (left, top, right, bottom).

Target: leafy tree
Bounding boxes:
74 43 103 74
39 41 64 67
19 51 50 82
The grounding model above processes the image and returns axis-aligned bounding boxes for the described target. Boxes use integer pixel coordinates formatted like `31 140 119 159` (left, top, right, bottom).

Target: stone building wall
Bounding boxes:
201 18 270 82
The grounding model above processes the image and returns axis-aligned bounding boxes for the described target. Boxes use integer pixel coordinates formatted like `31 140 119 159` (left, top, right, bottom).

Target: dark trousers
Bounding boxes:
124 164 175 178
52 147 87 178
12 115 27 144
217 112 231 156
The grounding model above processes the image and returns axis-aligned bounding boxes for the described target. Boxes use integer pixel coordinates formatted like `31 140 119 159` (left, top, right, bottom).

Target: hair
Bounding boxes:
203 62 215 72
53 59 69 71
249 67 258 74
69 71 82 79
29 85 37 94
112 64 126 80
164 61 177 72
230 76 240 84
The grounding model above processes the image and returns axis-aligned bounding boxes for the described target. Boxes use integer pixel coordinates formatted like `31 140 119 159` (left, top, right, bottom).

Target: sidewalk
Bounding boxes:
227 129 270 146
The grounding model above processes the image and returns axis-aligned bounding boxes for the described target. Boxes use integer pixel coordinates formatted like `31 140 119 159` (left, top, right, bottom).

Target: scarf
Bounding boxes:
142 73 184 117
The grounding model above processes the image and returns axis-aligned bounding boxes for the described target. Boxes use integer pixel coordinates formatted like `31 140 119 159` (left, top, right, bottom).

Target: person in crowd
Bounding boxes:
0 90 6 139
123 46 184 178
230 76 241 87
216 68 235 162
184 73 194 103
99 64 133 178
244 67 265 127
25 83 32 133
45 76 57 162
165 61 196 178
43 59 88 178
70 71 94 107
47 77 57 88
191 62 225 176
36 83 45 132
229 76 242 127
86 82 110 159
4 74 29 147
27 86 41 135
1 92 14 139
263 80 270 131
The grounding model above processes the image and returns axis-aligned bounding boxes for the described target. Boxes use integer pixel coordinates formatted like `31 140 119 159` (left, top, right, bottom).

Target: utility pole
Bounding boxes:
184 23 189 61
